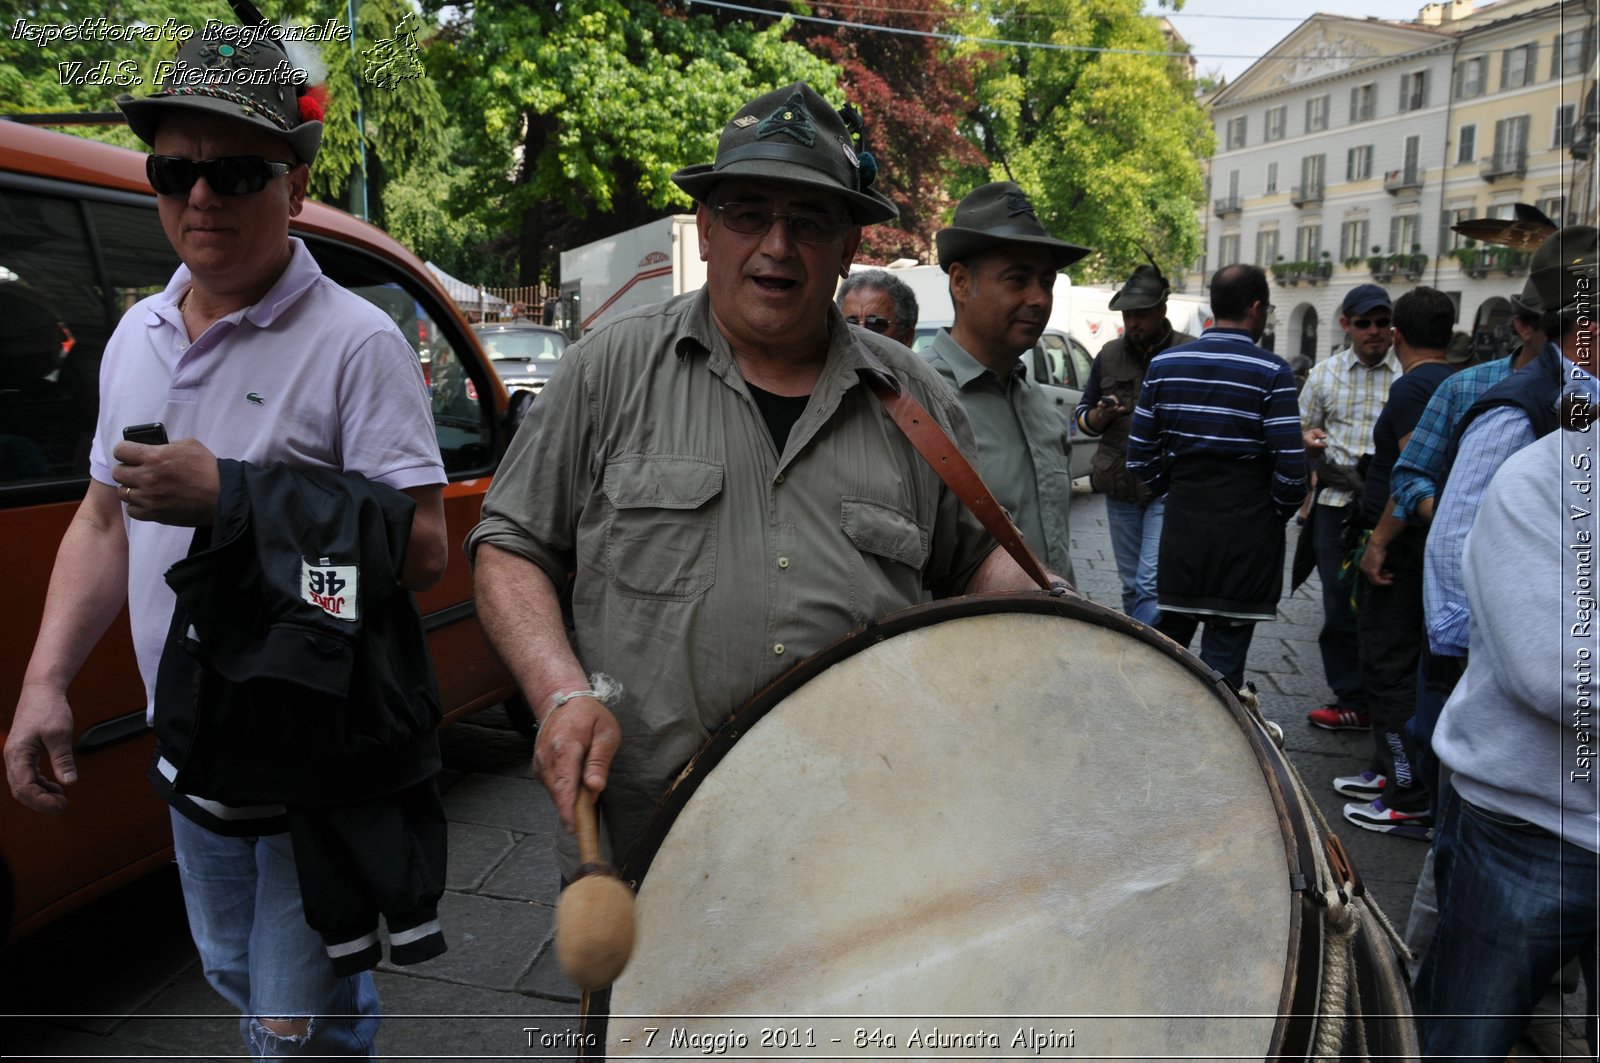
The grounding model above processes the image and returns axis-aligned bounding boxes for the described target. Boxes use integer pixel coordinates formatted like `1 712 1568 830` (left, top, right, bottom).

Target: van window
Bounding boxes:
0 184 495 499
0 189 179 497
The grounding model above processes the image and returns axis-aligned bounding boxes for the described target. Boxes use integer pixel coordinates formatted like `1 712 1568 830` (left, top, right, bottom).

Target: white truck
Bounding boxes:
557 215 706 338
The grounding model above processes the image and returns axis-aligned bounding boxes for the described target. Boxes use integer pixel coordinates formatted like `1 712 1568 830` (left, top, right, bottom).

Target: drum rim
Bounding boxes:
604 593 1324 1055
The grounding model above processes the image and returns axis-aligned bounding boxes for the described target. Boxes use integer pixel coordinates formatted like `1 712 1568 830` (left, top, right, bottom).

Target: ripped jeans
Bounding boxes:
170 810 380 1058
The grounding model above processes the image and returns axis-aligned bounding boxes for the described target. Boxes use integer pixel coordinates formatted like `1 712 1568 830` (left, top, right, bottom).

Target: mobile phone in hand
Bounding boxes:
122 422 168 446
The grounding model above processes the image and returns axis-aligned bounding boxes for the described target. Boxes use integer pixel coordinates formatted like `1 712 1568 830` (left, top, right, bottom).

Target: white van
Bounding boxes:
1070 286 1214 357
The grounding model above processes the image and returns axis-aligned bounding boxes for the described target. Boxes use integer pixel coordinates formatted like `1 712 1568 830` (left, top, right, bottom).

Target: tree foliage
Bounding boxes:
423 0 843 284
730 1 988 265
953 0 1213 283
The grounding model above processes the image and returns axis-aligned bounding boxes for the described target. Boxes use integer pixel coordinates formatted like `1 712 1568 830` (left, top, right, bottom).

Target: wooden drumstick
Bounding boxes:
554 786 636 990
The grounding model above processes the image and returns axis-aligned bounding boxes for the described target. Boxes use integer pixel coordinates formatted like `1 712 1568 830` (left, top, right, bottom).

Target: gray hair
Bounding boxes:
837 269 919 330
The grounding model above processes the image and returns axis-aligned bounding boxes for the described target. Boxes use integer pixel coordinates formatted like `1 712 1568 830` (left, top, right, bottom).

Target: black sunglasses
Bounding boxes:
846 314 896 334
1351 316 1392 330
713 202 849 244
147 155 294 197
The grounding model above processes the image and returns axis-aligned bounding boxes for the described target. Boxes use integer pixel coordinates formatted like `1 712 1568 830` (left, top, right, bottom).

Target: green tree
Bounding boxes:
953 0 1213 282
424 0 842 284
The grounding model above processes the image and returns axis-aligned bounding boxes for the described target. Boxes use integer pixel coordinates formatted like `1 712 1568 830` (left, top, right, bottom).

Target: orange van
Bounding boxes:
0 118 524 943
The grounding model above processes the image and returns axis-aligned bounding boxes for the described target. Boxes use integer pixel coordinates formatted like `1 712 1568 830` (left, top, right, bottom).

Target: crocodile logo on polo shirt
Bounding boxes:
246 392 265 406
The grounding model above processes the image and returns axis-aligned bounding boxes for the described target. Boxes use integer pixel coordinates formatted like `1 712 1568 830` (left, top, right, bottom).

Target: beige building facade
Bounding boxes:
1189 0 1596 366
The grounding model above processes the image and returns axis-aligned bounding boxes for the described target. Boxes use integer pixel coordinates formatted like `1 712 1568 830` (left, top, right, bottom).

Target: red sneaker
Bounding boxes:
1306 705 1371 731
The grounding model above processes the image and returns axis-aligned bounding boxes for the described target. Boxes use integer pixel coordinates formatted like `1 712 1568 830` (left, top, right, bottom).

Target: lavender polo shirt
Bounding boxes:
89 238 445 717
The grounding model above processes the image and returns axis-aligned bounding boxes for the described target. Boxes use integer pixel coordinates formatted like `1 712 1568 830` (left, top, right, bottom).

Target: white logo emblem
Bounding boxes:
301 557 359 622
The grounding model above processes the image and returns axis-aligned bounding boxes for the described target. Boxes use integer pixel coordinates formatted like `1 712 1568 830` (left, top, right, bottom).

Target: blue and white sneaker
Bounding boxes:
1333 770 1386 800
1343 798 1433 841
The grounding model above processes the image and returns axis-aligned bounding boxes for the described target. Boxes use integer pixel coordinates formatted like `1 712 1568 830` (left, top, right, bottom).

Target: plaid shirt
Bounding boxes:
1389 357 1513 524
1300 345 1400 508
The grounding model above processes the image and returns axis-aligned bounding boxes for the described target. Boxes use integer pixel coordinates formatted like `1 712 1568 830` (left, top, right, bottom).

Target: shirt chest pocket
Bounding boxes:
841 497 929 570
603 456 723 602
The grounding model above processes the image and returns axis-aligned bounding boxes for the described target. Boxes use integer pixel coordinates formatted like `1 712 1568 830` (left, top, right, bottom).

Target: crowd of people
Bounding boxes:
3 35 1596 1059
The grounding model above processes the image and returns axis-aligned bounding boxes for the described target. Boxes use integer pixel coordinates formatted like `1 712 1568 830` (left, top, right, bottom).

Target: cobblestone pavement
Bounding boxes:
2 489 1433 1061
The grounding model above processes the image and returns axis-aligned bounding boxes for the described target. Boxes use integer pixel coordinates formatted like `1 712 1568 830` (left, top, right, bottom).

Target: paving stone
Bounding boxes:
373 971 582 1060
518 933 583 1003
387 890 552 992
442 772 552 834
483 832 564 905
449 820 520 892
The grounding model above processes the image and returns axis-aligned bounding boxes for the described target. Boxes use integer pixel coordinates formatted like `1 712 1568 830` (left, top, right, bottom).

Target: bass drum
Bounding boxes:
593 595 1417 1060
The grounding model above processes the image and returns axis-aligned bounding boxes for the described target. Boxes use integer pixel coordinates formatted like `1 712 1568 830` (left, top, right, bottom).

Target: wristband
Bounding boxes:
544 672 623 725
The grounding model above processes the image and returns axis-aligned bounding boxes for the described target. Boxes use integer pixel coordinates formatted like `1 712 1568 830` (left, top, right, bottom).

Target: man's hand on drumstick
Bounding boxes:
534 698 622 834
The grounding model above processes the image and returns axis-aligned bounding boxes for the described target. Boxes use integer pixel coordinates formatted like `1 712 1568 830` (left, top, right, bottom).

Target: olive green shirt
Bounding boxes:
922 329 1075 583
466 291 996 872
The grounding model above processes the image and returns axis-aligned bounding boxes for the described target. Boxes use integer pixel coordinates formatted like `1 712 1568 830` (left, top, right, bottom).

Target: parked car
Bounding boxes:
0 118 527 944
472 321 568 395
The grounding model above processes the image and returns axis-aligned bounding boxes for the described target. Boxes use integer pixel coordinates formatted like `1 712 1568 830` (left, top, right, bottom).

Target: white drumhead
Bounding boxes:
607 610 1293 1057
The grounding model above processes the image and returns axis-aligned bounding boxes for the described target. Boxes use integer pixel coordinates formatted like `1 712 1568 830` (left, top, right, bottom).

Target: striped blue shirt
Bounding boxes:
1126 327 1308 514
1388 356 1514 524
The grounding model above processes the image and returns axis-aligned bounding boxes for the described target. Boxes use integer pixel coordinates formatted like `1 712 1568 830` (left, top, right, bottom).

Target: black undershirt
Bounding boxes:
745 382 811 454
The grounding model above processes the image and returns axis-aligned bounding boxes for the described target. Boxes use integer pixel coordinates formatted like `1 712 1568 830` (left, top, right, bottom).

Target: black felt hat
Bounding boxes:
670 82 897 225
935 181 1090 272
1531 226 1599 315
1108 264 1170 311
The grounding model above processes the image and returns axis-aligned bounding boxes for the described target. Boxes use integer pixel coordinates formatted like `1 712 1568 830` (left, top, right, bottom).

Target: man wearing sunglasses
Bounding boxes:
924 181 1091 584
837 268 918 348
5 28 446 1058
1298 283 1399 735
469 84 1036 884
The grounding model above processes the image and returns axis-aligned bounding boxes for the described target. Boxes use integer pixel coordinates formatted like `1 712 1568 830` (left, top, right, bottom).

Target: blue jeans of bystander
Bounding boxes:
1105 495 1164 626
170 810 380 1058
1414 791 1598 1060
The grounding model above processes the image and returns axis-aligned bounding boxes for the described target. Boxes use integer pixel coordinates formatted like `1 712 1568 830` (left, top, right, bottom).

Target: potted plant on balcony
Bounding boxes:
1492 247 1529 275
1404 243 1427 281
1368 245 1391 280
1451 240 1490 278
1271 254 1292 284
1313 251 1334 283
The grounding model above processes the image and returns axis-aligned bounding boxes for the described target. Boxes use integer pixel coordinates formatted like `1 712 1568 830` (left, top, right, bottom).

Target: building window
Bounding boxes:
1266 161 1279 194
1295 224 1322 261
1225 116 1247 150
1347 145 1374 180
1447 207 1475 250
1457 123 1477 164
1555 27 1595 77
1502 44 1537 90
1305 95 1330 132
1264 105 1287 142
1491 114 1531 169
1487 203 1516 220
1256 229 1280 266
1218 233 1241 266
1555 102 1577 147
1402 135 1421 182
1339 219 1370 262
1454 56 1486 99
1399 71 1428 112
1349 83 1376 122
1389 214 1419 254
1540 195 1568 225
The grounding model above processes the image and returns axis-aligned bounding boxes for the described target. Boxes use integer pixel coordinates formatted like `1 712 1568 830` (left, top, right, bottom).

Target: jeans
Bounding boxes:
1313 501 1363 709
1105 495 1164 626
1355 529 1429 814
1154 611 1256 692
1414 792 1599 1060
170 811 380 1058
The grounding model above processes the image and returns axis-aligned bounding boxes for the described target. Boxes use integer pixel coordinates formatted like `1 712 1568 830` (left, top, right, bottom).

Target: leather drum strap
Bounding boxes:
867 375 1053 592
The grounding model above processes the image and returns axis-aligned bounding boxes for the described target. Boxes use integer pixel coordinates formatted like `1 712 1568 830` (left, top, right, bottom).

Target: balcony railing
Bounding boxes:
1384 168 1423 194
1480 150 1528 181
1289 183 1324 208
1213 196 1242 218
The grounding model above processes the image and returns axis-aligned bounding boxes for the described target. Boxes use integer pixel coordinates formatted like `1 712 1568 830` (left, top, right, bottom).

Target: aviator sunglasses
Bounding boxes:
1351 316 1392 330
713 201 849 244
846 314 896 334
147 155 294 197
